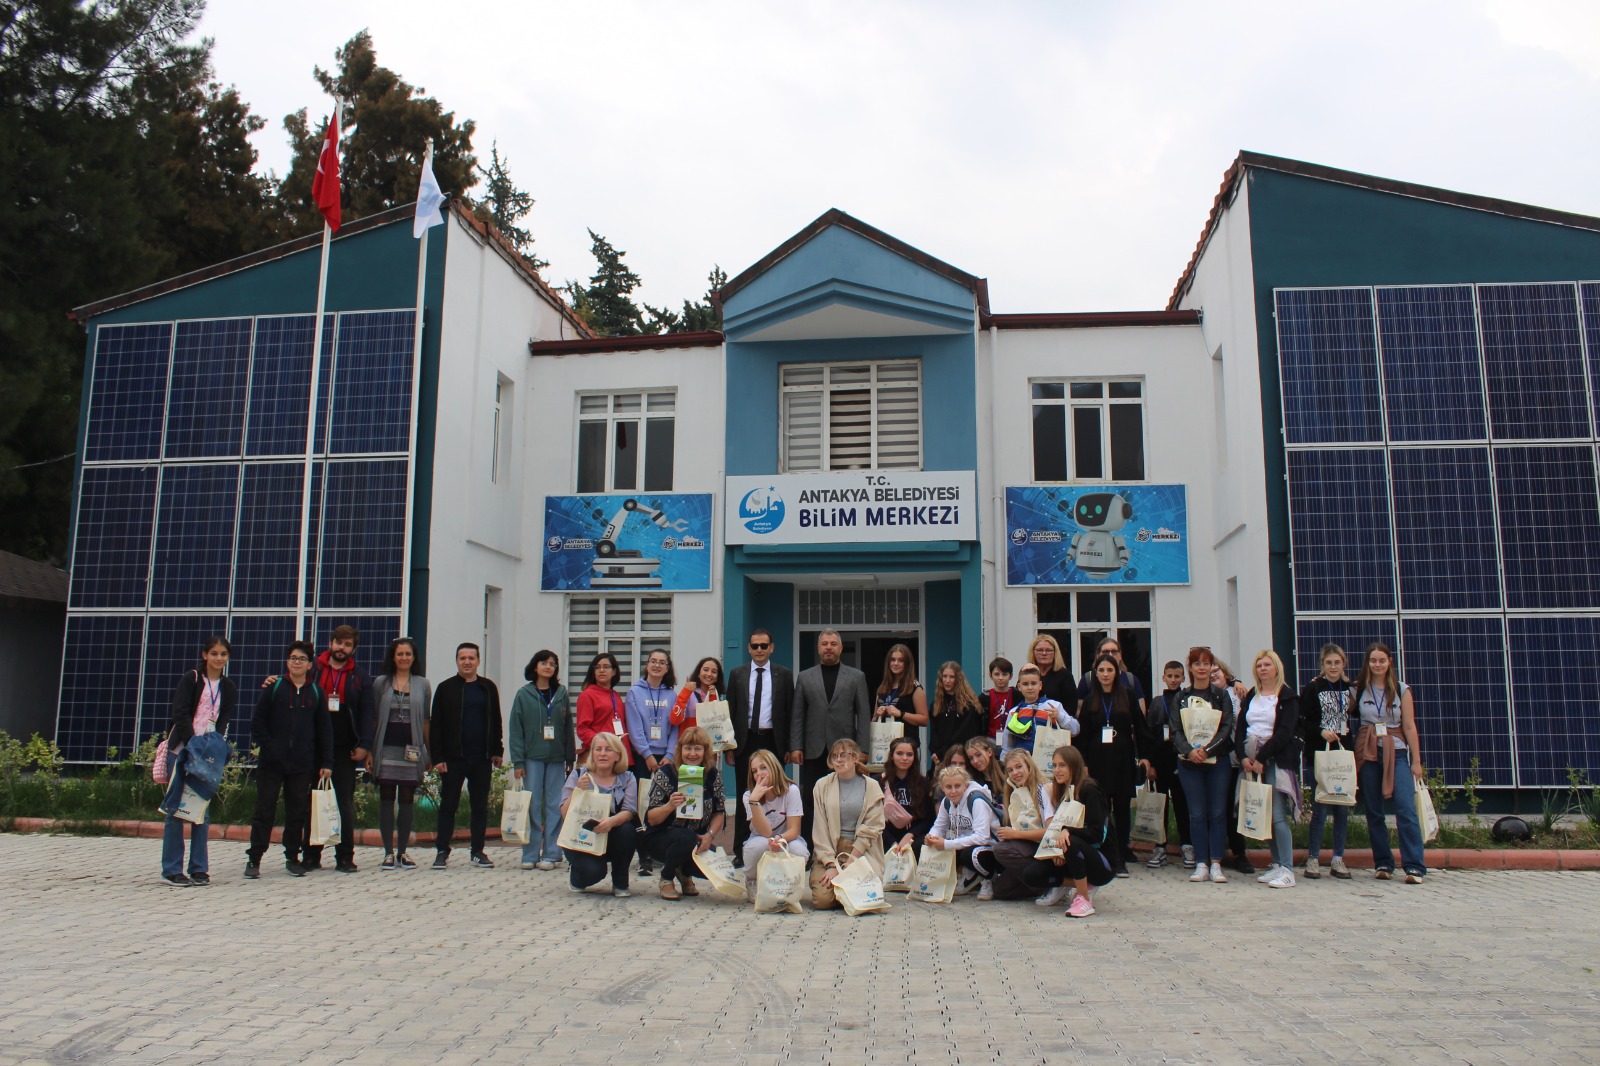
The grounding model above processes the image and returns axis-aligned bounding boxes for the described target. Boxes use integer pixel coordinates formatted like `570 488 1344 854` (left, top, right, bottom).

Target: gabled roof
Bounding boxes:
0 549 68 604
719 208 991 318
71 201 592 338
1167 151 1600 310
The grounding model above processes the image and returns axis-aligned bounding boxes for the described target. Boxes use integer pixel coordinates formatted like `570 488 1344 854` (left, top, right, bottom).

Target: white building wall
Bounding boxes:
982 322 1232 674
1173 175 1277 669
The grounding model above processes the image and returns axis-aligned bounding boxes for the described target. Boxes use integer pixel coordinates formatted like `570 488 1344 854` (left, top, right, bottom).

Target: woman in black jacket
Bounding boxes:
1234 649 1301 889
160 636 238 887
1299 643 1356 879
1078 654 1140 876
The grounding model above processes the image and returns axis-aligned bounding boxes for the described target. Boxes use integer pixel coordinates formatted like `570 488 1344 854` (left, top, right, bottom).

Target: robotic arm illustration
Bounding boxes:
590 498 688 587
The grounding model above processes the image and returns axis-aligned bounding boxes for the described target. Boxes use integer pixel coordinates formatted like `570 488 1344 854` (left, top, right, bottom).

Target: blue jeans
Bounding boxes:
1307 801 1350 861
521 759 566 864
162 810 209 876
1358 750 1426 876
1177 760 1231 865
1265 763 1294 872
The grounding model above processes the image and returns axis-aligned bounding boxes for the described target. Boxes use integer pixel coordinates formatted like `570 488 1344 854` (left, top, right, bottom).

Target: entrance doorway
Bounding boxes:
797 630 922 698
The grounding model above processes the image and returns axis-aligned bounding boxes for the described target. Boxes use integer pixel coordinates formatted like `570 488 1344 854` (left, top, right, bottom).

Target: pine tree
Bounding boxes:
670 265 727 333
567 230 647 337
474 142 546 271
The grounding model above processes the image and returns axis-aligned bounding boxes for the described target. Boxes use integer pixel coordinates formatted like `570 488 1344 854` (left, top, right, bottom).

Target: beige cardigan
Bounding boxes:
811 772 886 874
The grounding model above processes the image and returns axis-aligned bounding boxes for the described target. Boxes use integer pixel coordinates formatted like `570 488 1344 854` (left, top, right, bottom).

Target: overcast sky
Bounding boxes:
197 0 1600 314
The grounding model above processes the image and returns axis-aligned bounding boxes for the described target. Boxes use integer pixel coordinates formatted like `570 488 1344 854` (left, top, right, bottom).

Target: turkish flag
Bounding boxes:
311 113 341 231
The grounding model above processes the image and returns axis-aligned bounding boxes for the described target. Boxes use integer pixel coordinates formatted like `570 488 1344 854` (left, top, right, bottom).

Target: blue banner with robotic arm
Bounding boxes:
542 494 714 591
1004 485 1190 586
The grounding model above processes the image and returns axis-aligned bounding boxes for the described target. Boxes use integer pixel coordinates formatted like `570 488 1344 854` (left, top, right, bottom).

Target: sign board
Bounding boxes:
725 471 977 545
1005 484 1189 586
542 494 713 591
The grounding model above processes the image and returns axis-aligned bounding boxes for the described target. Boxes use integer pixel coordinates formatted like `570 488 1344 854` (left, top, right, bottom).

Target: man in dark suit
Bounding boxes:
726 627 794 865
790 628 871 843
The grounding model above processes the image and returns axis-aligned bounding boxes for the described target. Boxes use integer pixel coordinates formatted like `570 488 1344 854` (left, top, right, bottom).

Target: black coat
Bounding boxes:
929 705 985 759
1234 687 1302 769
1078 685 1140 798
430 674 504 764
252 678 333 775
728 661 794 755
168 670 238 746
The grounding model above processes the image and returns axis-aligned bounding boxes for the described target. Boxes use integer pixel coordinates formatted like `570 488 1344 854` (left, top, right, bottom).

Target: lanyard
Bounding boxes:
203 678 219 712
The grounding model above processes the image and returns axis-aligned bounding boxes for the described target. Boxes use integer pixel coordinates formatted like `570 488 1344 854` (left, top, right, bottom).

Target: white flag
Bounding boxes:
414 142 445 238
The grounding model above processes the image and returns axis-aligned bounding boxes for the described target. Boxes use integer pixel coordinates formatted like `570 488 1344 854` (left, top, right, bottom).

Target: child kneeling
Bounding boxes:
925 764 1001 897
741 749 809 894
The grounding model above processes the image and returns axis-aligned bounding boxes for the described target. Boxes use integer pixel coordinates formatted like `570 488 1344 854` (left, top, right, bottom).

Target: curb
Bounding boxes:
6 817 503 848
1144 842 1600 872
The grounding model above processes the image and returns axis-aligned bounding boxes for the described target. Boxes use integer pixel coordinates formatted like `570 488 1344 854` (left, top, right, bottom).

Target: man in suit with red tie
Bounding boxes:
726 628 794 866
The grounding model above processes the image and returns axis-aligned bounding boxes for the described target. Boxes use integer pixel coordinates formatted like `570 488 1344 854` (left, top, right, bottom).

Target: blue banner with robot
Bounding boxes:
542 494 714 591
1005 485 1189 586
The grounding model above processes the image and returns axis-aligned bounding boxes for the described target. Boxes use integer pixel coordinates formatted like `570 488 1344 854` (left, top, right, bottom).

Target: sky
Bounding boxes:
196 0 1600 315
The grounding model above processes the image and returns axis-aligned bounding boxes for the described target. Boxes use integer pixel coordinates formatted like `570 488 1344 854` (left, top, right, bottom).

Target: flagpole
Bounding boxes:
399 209 431 636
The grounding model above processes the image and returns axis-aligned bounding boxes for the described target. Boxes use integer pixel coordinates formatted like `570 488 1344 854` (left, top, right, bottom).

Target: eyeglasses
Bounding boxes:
287 656 311 664
647 658 670 667
749 642 771 650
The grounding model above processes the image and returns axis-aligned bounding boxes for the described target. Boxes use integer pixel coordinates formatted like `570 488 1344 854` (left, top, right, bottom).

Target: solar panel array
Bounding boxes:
1277 283 1600 787
58 310 416 762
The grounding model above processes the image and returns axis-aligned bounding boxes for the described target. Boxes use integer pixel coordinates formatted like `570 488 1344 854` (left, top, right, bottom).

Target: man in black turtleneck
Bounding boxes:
789 629 870 844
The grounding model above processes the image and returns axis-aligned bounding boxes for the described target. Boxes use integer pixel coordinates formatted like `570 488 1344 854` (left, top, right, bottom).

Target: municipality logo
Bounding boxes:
739 486 785 535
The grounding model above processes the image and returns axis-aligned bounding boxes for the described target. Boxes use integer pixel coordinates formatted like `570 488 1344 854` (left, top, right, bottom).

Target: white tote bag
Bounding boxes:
692 847 749 900
1180 698 1223 765
308 778 341 846
1415 783 1440 843
908 846 958 904
501 775 533 845
1236 771 1273 841
1131 786 1168 845
1034 787 1084 860
697 699 737 753
868 721 904 773
882 842 918 892
834 858 892 916
557 785 613 856
169 785 209 825
752 850 806 914
1031 724 1074 778
1313 744 1358 807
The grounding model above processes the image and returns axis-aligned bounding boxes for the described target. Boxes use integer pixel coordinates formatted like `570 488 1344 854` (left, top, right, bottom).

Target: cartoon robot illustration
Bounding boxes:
1067 492 1134 580
589 498 688 588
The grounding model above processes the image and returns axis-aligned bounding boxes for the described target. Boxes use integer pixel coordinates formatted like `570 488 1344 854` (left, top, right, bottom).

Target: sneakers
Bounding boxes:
188 871 210 887
1066 894 1095 918
638 860 655 877
469 852 495 868
1257 864 1282 883
335 860 359 873
659 879 681 901
1375 867 1393 880
1267 868 1296 889
1114 864 1131 879
381 852 397 871
535 860 556 871
1404 870 1426 885
1035 884 1071 907
432 853 448 870
678 875 699 897
397 853 417 870
519 861 535 870
243 860 260 880
1303 856 1321 879
1330 857 1351 879
1209 862 1228 884
1189 864 1210 883
954 870 982 896
1181 844 1197 869
160 872 193 887
1146 848 1169 869
977 879 995 901
284 861 307 877
613 887 632 898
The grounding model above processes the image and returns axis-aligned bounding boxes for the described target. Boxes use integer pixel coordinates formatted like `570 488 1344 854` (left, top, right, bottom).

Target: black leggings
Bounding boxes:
378 783 416 853
955 846 1000 878
643 825 707 881
1018 840 1115 891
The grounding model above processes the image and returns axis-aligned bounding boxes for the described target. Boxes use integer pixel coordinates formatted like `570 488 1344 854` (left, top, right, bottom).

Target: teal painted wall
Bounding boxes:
1245 168 1600 665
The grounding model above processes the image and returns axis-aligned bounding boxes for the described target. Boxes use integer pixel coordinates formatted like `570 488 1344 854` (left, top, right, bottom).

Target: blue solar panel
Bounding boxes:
1509 616 1600 788
1582 283 1600 416
69 465 157 608
1399 616 1513 788
1376 287 1486 443
312 615 402 680
245 315 334 457
1389 447 1500 611
1275 288 1383 445
1477 283 1589 440
1494 445 1600 610
317 460 408 610
84 324 171 462
56 615 145 762
1286 449 1395 612
149 465 239 609
1291 617 1399 693
224 615 301 744
139 615 228 747
233 463 320 610
164 319 251 459
330 311 415 454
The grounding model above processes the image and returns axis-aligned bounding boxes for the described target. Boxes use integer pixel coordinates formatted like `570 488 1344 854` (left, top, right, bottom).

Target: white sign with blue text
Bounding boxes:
725 471 977 545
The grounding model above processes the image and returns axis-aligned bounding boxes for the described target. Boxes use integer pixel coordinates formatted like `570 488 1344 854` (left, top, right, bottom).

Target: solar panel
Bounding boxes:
1376 287 1486 442
1388 447 1499 611
164 319 251 459
245 315 334 457
139 615 228 747
232 462 322 610
1286 449 1395 613
224 615 301 744
1494 445 1600 610
56 615 144 762
1291 617 1399 692
1399 616 1513 787
68 465 157 609
1275 288 1383 445
149 465 239 609
1508 616 1600 788
316 460 408 611
1582 283 1600 415
329 311 415 454
84 324 171 462
1477 283 1589 440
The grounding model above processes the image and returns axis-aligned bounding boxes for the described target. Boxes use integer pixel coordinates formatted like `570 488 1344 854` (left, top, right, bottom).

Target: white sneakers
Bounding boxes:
1267 868 1296 889
1209 862 1228 883
1035 884 1071 906
977 879 995 901
1257 864 1282 883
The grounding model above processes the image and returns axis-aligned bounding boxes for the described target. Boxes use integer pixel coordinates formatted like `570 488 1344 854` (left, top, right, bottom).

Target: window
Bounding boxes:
1036 589 1153 698
1031 380 1145 482
565 594 673 692
781 360 921 472
490 376 510 484
576 391 675 493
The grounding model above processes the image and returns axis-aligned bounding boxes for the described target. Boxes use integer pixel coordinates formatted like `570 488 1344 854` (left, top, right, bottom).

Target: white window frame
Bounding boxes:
490 376 509 484
780 359 922 472
1030 377 1146 483
574 390 676 493
1034 588 1154 694
564 594 673 693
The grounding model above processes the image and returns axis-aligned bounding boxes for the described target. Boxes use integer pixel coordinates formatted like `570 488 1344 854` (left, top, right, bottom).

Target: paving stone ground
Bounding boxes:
0 832 1596 1065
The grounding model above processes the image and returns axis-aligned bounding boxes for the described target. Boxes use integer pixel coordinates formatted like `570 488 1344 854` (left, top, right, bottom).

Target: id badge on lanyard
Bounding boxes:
544 723 556 741
1101 724 1115 745
1373 690 1389 736
328 694 340 713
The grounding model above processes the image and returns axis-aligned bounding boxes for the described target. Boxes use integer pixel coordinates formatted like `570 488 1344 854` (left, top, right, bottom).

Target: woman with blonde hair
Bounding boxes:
929 661 985 763
1027 633 1075 706
810 738 887 910
1233 649 1302 889
558 732 639 897
988 749 1056 899
742 749 808 894
641 726 726 900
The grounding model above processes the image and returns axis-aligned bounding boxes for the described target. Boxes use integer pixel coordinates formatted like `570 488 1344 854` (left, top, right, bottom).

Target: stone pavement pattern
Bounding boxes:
0 834 1596 1066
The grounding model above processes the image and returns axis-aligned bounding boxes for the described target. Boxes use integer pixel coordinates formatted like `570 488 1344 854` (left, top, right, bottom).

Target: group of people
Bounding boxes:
156 626 1430 910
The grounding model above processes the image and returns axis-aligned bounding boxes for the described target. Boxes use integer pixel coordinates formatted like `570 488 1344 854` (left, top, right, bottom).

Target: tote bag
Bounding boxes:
1035 788 1085 860
557 785 613 856
1180 699 1223 765
501 775 533 845
693 847 749 900
1236 771 1273 841
753 850 806 914
882 842 918 892
1313 744 1358 806
166 784 209 825
868 721 904 773
1131 785 1168 844
1007 788 1043 832
1031 724 1074 777
834 858 892 916
308 778 342 846
697 699 736 753
908 846 957 904
1415 783 1440 843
